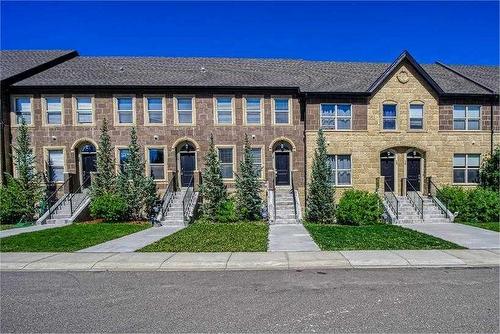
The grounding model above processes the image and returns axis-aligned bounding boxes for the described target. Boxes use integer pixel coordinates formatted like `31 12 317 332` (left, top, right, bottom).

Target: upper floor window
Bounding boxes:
250 147 263 177
218 147 234 179
116 97 134 124
320 104 352 130
409 104 424 130
274 98 290 124
176 97 194 124
245 97 262 125
47 149 64 182
44 97 62 125
145 97 164 124
382 104 397 130
326 154 352 186
215 97 233 124
453 105 480 130
14 97 32 125
118 148 130 172
453 154 480 184
148 148 165 180
75 97 93 124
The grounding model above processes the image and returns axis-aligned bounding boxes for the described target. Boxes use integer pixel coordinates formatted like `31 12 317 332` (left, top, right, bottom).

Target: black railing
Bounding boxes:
427 178 450 219
182 175 194 224
40 175 72 220
383 180 399 220
290 170 298 220
68 176 91 216
272 171 277 223
160 172 177 218
404 178 424 220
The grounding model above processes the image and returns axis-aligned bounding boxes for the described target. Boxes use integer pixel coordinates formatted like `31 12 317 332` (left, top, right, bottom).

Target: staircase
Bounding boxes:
44 190 90 225
159 188 198 226
395 195 451 225
273 187 299 224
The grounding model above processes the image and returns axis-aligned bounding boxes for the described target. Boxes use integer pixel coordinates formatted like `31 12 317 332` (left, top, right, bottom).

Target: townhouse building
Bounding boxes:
1 50 498 222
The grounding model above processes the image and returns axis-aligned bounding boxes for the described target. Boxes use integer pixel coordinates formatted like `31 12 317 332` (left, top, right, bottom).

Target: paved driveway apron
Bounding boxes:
401 223 500 249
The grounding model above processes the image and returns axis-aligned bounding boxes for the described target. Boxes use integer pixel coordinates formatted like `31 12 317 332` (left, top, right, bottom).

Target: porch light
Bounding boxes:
280 143 285 152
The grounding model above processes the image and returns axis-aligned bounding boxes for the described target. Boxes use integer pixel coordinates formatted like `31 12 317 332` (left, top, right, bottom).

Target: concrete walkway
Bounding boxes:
1 249 498 271
78 226 184 253
0 224 67 239
402 223 500 249
268 224 320 251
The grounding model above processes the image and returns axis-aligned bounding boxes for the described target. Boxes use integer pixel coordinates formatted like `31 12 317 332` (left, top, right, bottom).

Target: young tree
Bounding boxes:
91 118 115 197
235 134 262 221
116 127 157 220
306 129 336 223
480 145 500 191
200 134 227 218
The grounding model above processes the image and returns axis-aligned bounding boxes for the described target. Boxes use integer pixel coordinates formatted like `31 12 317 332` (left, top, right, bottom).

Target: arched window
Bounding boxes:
80 144 96 153
178 141 196 152
273 140 292 152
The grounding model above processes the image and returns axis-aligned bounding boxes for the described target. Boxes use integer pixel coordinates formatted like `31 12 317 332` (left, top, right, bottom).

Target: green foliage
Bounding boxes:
438 186 500 223
235 134 262 221
90 193 128 222
215 199 238 223
479 146 500 191
91 118 115 198
0 176 31 224
335 189 383 226
306 129 336 223
200 134 227 218
116 128 158 220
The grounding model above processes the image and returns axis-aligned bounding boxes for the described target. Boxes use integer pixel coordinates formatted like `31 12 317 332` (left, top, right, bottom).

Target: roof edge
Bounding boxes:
435 61 496 94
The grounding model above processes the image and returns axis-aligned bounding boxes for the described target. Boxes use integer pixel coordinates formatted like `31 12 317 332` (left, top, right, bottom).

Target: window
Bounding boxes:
250 147 263 177
215 97 233 124
47 150 64 182
75 97 93 124
453 154 480 184
177 97 193 124
148 148 165 180
145 97 163 124
116 97 133 124
382 104 397 130
453 105 481 130
326 155 352 186
14 97 32 125
45 97 62 125
218 147 234 179
409 104 424 130
320 104 352 130
245 97 262 124
274 98 290 124
118 148 130 172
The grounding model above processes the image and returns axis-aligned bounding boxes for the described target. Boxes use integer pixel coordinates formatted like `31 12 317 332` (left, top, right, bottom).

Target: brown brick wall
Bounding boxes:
439 97 499 131
305 96 368 131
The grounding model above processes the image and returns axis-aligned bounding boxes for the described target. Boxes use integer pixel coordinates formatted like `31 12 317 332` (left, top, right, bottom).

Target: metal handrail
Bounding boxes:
290 170 298 220
404 178 424 220
160 172 177 218
383 181 399 220
427 178 450 219
272 171 277 223
182 175 194 224
67 176 91 216
41 175 72 218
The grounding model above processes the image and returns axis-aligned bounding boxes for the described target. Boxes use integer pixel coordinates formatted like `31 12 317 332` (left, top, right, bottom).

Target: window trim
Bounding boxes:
72 95 95 126
381 102 398 131
41 95 64 127
113 95 136 126
43 146 66 183
216 145 236 181
143 95 166 126
452 105 481 131
327 154 353 187
115 146 131 173
243 95 264 126
408 101 425 131
144 145 167 181
10 95 34 127
213 95 235 126
452 153 481 185
319 103 353 130
173 95 196 126
250 145 265 179
272 96 293 126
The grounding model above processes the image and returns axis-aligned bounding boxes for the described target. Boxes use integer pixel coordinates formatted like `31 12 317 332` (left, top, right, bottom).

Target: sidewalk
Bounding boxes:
268 225 320 251
1 249 498 271
0 224 66 239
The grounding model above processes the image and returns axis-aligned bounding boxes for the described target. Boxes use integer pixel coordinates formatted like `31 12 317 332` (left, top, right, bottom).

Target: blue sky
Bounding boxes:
1 1 499 65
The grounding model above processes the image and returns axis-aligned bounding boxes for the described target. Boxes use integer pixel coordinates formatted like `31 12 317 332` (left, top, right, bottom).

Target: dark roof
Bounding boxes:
0 50 77 83
11 51 499 96
441 64 499 94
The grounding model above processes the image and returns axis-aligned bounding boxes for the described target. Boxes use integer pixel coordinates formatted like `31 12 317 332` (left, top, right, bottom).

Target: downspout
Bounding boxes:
491 99 494 155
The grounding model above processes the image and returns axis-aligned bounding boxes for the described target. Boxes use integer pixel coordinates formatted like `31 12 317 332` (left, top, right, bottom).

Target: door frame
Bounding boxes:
177 151 197 187
77 144 97 188
405 149 424 192
380 151 396 193
273 151 291 186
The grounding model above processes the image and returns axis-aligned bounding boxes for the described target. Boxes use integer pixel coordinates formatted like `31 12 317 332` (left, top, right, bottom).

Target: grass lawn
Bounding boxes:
305 223 464 250
460 222 500 232
140 222 268 252
0 222 149 252
0 225 17 231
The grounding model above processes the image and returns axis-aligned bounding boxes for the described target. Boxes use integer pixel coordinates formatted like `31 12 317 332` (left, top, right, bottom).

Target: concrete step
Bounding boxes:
45 218 70 224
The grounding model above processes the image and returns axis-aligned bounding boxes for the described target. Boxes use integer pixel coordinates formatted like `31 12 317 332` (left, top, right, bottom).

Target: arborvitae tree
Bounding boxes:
235 134 262 221
306 129 336 223
116 127 157 220
200 134 227 218
91 118 115 197
480 145 500 191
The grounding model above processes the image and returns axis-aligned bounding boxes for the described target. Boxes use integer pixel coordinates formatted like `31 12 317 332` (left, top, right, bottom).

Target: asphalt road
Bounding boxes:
1 268 498 333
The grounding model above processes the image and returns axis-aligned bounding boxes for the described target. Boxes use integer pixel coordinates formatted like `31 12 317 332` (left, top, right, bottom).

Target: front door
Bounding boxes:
180 153 195 187
381 158 395 192
81 154 97 188
275 152 290 186
407 158 421 191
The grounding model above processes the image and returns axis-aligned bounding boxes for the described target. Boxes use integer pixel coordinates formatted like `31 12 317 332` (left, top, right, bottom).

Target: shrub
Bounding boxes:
0 179 30 224
215 199 238 224
90 193 128 222
336 190 383 226
438 186 500 223
479 146 500 191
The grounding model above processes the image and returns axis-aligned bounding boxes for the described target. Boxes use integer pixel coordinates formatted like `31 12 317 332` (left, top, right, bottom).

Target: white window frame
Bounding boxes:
382 103 398 130
217 145 235 180
453 153 481 184
250 146 265 179
113 95 136 125
42 95 63 126
272 97 292 125
244 96 264 125
453 105 481 131
145 146 167 181
144 95 166 126
174 95 195 125
408 103 424 131
214 96 235 125
11 95 33 126
327 154 352 186
73 95 95 126
320 103 352 130
44 147 66 183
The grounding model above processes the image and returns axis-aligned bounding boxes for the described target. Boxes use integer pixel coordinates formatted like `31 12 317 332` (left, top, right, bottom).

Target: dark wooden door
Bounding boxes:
407 158 421 191
81 154 97 187
275 152 290 186
381 159 395 192
180 153 195 187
